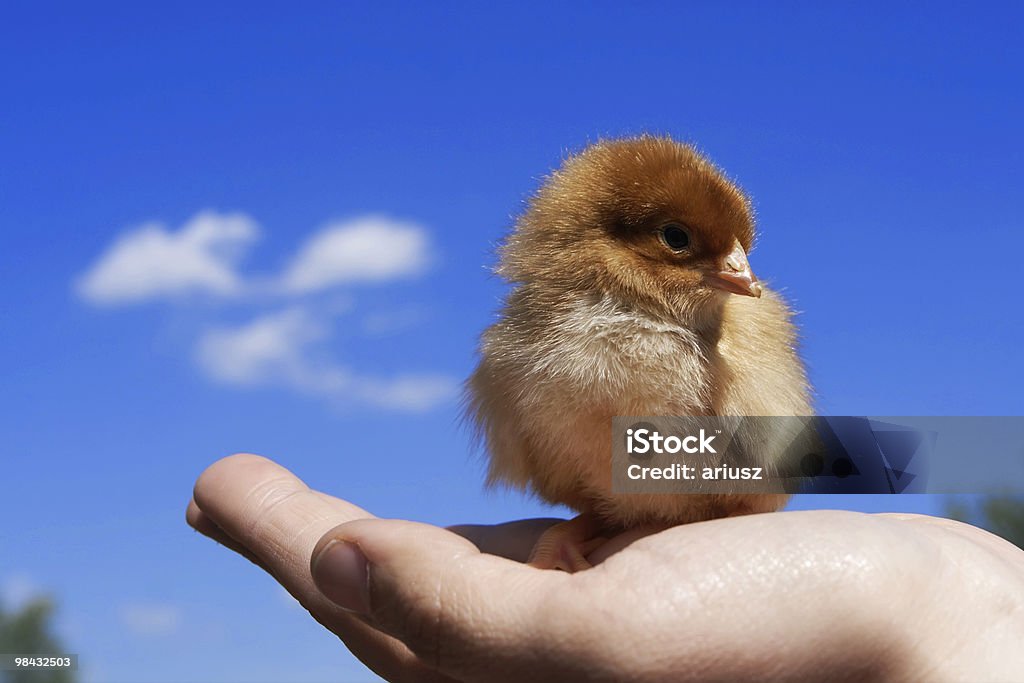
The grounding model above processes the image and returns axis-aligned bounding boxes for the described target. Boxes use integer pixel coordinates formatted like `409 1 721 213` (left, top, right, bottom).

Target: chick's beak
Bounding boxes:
703 240 762 298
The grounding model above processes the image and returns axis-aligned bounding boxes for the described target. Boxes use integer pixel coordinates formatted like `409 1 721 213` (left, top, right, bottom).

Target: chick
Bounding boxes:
467 136 811 571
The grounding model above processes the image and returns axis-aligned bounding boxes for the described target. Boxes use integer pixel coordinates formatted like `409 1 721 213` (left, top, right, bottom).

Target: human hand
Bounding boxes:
187 454 1024 682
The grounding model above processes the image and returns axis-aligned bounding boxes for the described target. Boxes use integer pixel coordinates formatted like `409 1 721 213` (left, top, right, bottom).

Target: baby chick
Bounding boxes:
467 136 811 571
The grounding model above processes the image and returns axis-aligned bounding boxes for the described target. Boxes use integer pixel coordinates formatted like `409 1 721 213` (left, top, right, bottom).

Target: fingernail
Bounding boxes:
312 540 370 615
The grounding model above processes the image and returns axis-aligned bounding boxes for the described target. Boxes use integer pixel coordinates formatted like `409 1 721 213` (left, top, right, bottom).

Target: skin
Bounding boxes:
188 453 1024 682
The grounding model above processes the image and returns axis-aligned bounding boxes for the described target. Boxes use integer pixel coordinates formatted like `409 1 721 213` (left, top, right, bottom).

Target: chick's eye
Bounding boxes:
660 224 690 251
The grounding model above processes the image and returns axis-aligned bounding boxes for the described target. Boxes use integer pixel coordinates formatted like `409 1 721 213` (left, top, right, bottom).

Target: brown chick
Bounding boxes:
467 135 812 571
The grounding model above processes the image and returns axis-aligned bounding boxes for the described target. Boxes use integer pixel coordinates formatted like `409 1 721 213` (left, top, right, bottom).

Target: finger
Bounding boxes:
191 453 373 568
186 499 270 573
320 510 1024 682
447 518 665 566
190 454 456 683
879 512 1024 567
311 518 594 683
447 518 563 561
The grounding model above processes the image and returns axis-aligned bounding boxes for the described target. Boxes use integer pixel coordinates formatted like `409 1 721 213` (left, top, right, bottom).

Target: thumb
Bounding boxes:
310 518 576 680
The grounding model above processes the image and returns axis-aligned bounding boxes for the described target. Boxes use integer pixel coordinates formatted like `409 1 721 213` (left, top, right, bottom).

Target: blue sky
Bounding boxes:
1 3 1022 681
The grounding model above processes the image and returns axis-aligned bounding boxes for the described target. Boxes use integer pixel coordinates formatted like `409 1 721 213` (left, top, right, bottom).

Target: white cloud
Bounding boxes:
76 210 259 305
195 307 343 391
119 602 182 636
77 213 431 304
279 216 431 293
78 210 453 412
357 375 460 411
195 308 456 411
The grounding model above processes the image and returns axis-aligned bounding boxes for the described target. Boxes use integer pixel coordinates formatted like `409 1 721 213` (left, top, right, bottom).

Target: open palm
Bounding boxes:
188 454 1024 683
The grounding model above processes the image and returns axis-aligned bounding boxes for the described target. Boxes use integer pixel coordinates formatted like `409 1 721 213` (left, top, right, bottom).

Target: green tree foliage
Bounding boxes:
0 598 75 683
948 495 1024 550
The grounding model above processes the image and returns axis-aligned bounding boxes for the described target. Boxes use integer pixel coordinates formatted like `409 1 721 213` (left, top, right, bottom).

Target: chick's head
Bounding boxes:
501 136 762 325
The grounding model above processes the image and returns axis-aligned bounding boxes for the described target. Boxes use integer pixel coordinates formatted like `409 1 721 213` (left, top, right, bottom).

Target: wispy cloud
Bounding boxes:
119 602 182 636
196 307 347 392
76 210 455 411
76 212 433 304
76 211 259 305
355 374 459 412
279 216 432 293
195 307 457 411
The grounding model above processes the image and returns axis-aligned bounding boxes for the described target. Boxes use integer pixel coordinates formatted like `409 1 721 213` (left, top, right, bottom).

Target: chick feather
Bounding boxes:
467 136 811 529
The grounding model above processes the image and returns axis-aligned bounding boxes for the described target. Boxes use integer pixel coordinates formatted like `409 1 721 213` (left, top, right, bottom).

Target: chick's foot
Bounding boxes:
527 513 609 572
